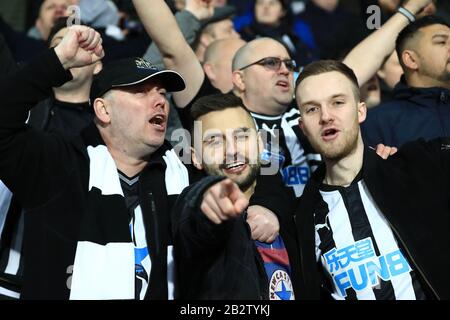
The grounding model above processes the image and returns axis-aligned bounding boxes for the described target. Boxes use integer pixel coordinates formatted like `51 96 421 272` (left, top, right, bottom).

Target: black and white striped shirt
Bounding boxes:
119 172 151 300
314 177 426 300
0 181 22 299
251 106 321 197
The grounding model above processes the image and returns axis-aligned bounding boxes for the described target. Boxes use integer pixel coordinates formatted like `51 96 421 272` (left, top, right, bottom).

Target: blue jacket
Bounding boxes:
362 79 450 147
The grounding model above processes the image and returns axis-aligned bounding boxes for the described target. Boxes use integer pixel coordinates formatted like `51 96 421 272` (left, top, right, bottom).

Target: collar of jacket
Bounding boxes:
307 145 378 188
393 76 450 103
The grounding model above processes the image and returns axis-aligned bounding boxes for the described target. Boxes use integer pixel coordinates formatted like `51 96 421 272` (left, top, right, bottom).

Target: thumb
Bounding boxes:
233 196 249 214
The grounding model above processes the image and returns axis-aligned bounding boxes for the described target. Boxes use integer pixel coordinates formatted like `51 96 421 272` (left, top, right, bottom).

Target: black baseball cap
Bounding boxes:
201 5 237 28
90 57 186 104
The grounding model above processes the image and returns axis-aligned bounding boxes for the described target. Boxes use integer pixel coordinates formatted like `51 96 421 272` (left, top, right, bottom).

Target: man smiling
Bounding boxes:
172 93 300 300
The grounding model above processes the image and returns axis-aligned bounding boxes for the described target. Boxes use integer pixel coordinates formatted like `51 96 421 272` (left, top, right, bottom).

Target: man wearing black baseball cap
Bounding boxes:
0 25 191 299
90 57 186 169
90 57 186 103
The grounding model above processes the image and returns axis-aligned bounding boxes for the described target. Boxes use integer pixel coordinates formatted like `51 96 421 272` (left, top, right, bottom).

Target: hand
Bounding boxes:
185 0 214 20
246 205 280 243
375 143 398 159
201 179 249 224
402 0 433 15
54 25 104 70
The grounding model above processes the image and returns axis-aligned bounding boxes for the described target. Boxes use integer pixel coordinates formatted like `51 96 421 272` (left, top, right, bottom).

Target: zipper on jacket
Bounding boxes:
148 192 160 256
437 92 449 137
385 219 440 300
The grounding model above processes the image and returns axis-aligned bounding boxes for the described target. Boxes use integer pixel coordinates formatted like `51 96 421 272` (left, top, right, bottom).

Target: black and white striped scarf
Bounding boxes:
69 143 189 300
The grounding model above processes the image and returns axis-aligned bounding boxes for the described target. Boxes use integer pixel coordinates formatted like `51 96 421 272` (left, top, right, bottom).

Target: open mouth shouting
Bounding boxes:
276 80 290 91
322 128 340 141
149 114 166 131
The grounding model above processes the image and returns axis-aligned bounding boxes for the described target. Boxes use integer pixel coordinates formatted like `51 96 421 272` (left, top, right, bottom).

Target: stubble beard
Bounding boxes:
203 160 261 193
310 122 360 162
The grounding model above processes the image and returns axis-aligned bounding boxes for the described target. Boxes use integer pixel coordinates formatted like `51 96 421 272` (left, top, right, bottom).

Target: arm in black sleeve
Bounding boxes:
0 48 71 128
0 33 16 77
172 175 240 258
0 48 74 208
250 171 296 223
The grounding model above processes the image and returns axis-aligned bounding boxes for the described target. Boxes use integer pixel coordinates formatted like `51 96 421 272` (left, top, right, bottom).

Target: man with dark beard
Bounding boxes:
363 15 450 147
294 60 450 300
171 93 301 299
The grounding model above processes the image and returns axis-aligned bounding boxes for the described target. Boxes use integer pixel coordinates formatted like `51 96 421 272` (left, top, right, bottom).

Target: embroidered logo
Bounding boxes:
269 270 295 300
134 58 158 70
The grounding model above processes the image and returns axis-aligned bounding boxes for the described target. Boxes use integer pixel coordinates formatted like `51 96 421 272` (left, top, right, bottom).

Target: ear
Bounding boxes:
402 50 419 71
257 131 265 154
35 18 47 40
199 33 212 49
93 61 103 75
35 17 43 31
203 63 216 82
298 117 306 135
232 70 245 91
357 101 367 124
190 146 203 170
93 98 111 124
376 68 385 80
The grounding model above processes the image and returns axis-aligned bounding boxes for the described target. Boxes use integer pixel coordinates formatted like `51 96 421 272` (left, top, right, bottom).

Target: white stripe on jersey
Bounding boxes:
280 115 307 197
316 180 418 300
130 206 152 300
0 285 20 299
0 181 13 239
4 212 24 275
251 109 309 197
359 182 416 300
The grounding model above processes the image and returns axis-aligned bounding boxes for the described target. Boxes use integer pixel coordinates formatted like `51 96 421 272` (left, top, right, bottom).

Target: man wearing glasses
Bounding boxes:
231 38 320 199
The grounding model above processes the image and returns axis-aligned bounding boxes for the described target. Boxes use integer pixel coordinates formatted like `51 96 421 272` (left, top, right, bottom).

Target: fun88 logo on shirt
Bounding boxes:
281 165 310 186
322 237 412 298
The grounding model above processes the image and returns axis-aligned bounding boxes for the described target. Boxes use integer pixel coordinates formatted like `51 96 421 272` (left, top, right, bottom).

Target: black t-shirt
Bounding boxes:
28 99 94 139
118 171 151 300
46 100 93 138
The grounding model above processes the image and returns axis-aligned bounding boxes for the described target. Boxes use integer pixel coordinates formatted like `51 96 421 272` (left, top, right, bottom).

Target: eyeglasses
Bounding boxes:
239 57 297 72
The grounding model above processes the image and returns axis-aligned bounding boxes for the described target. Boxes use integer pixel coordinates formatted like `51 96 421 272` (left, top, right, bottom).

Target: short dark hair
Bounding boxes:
395 15 449 70
191 93 248 121
295 60 360 102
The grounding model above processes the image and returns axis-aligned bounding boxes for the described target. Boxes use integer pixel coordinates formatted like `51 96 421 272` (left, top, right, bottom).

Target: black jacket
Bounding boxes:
0 61 93 299
172 172 302 300
172 175 268 299
362 79 450 147
27 98 93 138
0 33 16 77
295 139 450 300
0 49 184 299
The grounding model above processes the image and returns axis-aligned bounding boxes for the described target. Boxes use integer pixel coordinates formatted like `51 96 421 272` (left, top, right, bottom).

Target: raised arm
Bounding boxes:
133 0 209 108
0 25 103 207
143 8 204 69
343 0 433 87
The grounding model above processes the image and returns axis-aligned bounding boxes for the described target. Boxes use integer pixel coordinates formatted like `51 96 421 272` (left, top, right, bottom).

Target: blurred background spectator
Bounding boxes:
239 0 318 66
